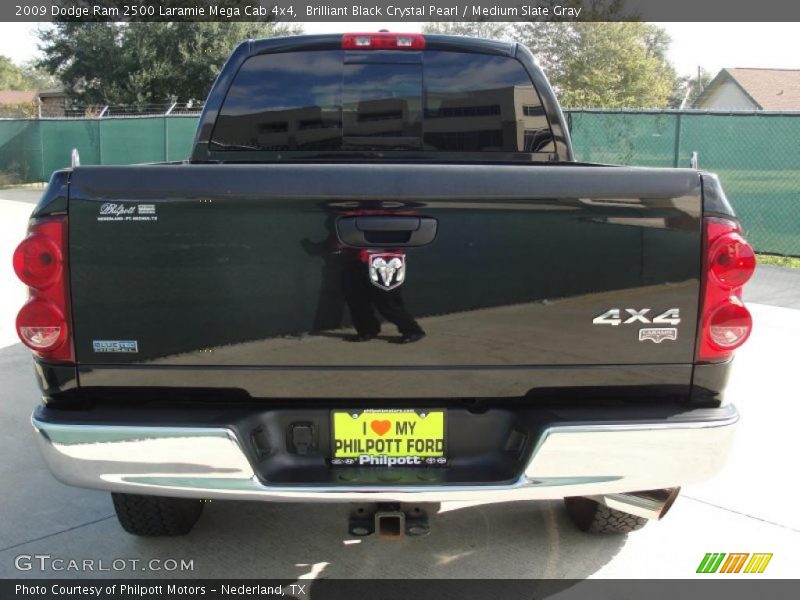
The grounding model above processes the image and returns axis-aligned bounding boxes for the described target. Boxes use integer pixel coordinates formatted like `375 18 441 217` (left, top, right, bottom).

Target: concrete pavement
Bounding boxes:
746 265 800 310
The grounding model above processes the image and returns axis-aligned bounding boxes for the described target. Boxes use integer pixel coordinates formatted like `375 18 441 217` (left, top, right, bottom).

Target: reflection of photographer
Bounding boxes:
342 249 425 344
301 214 347 333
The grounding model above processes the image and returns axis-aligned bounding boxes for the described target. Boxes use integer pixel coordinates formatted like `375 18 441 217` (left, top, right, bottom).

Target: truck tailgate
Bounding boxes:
68 163 702 395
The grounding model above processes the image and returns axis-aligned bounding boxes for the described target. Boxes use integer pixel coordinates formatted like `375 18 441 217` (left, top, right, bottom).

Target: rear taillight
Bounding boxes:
342 33 426 50
13 216 73 363
696 217 755 362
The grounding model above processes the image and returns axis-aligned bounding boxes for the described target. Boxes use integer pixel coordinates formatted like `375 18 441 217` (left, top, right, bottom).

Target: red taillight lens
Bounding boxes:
13 216 73 363
342 33 426 50
16 299 67 351
13 233 62 289
709 232 755 288
708 299 753 349
697 217 754 362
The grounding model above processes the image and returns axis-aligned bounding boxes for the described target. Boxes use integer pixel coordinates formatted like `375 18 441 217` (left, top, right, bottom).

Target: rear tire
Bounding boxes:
112 493 204 536
564 497 648 534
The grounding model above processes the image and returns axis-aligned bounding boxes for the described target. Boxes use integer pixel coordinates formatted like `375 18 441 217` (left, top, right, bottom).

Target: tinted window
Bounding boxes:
342 61 423 149
423 52 554 153
211 50 554 155
213 51 342 151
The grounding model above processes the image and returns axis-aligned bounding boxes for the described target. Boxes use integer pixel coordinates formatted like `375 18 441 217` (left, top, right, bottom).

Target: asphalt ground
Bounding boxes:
0 188 798 581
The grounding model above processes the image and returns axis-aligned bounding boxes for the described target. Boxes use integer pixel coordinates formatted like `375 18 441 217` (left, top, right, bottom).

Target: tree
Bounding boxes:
422 22 515 41
36 23 125 105
37 22 301 106
0 56 29 89
514 22 678 108
672 68 713 108
0 56 56 90
423 16 680 108
20 61 60 90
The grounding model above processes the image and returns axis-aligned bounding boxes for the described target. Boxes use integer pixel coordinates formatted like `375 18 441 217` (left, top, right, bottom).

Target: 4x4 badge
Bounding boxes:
368 252 406 291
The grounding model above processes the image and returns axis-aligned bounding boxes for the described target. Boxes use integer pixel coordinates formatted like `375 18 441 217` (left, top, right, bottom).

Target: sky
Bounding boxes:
1 22 797 78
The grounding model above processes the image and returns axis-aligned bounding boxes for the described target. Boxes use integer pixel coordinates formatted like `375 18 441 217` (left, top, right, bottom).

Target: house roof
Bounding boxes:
0 90 38 105
38 87 66 98
695 68 800 110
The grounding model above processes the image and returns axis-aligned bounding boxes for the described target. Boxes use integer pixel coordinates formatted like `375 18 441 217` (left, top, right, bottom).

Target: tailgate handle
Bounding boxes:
336 216 438 248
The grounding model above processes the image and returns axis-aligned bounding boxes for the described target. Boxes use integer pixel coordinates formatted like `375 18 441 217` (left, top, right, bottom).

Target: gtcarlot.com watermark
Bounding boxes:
15 554 194 572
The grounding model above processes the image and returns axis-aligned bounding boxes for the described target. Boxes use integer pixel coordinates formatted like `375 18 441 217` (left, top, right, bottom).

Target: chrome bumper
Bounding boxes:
31 405 738 504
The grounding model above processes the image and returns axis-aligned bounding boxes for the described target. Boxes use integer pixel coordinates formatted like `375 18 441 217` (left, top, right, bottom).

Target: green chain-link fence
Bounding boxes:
0 116 198 187
567 110 800 256
1 110 798 255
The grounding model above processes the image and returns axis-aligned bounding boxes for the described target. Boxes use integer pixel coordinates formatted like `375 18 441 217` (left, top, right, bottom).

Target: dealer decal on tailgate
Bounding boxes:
331 409 446 466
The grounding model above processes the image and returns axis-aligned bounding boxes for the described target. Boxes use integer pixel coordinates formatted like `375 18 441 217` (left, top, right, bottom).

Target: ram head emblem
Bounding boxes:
368 253 406 291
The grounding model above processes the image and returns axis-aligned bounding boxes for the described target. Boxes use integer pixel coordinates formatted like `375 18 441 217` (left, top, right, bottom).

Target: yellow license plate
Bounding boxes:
332 409 446 466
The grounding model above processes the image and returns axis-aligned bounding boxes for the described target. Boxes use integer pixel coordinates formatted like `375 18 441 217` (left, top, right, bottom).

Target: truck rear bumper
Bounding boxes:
31 405 738 505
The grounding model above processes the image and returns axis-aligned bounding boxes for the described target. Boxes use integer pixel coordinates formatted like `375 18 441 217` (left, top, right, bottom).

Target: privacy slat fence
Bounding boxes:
1 110 798 255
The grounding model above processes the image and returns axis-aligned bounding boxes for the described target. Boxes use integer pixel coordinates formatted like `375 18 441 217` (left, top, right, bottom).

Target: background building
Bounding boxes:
693 68 800 110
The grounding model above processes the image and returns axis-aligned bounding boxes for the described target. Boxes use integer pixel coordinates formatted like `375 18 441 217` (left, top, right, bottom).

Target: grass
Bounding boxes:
0 181 45 190
757 254 800 269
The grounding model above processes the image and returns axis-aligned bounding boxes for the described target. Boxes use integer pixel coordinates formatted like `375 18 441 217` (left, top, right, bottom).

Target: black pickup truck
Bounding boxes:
15 33 755 537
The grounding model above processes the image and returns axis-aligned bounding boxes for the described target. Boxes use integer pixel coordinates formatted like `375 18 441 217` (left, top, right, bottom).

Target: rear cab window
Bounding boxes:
211 50 556 160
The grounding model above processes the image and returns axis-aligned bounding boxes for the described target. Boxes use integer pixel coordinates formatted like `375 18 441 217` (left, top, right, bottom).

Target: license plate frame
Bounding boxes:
330 409 447 467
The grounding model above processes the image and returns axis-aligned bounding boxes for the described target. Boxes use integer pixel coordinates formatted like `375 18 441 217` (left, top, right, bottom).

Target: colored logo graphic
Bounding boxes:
697 553 773 574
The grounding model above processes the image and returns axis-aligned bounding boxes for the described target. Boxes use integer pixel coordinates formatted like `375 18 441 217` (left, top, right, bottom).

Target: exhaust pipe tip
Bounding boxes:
593 487 681 521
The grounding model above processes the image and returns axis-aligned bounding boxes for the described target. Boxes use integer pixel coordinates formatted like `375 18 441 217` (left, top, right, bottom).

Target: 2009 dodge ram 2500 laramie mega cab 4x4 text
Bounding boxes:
15 33 754 537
